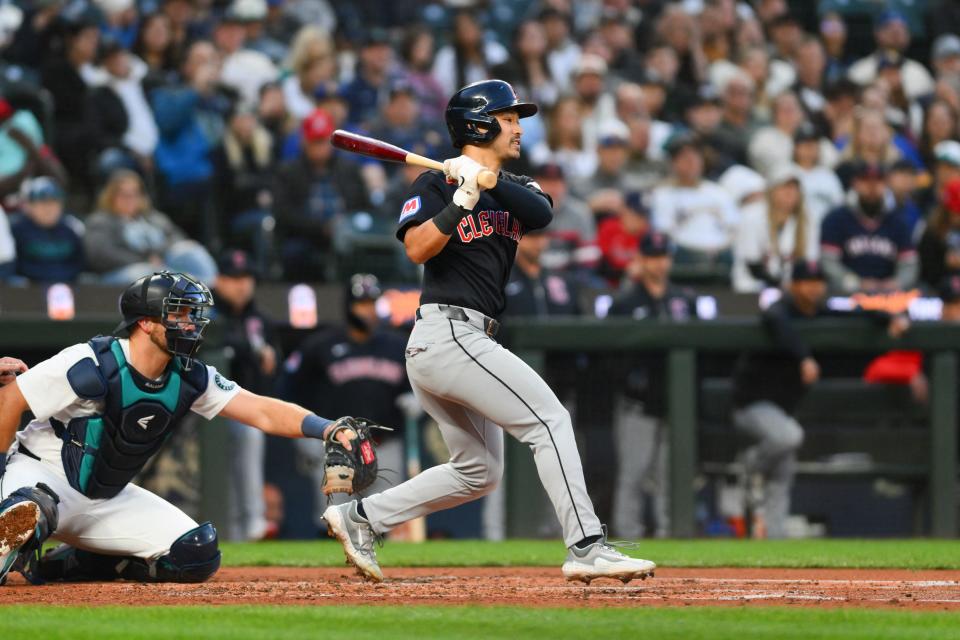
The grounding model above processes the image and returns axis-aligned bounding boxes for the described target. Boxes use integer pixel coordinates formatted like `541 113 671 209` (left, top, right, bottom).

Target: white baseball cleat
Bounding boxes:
562 531 656 585
0 501 40 585
323 501 384 583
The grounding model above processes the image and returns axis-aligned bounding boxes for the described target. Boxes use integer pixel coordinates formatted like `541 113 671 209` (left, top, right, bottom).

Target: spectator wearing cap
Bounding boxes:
792 123 844 225
573 118 648 199
597 191 650 285
431 10 508 99
212 248 280 541
531 160 594 246
10 177 84 283
731 259 908 538
0 98 67 200
530 95 597 181
492 19 560 111
650 132 739 269
539 7 580 94
847 10 934 100
684 84 736 178
570 53 617 154
397 25 446 123
505 226 581 319
233 0 287 65
271 108 370 280
341 27 401 129
918 177 960 288
281 25 337 121
931 34 960 85
216 1 278 110
213 102 275 264
820 162 917 293
41 15 101 192
83 36 160 172
84 168 217 284
606 231 700 539
819 11 851 85
151 40 231 241
733 163 818 293
95 0 139 49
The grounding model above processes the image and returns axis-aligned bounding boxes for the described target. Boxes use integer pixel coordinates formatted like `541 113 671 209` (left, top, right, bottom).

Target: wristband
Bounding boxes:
433 202 470 235
301 413 333 439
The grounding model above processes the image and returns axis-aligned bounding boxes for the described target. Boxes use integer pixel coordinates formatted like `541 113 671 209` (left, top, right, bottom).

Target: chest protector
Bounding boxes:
53 336 209 499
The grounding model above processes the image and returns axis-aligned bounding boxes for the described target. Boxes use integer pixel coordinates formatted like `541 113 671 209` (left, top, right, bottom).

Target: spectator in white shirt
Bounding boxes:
847 10 934 101
792 123 844 226
733 163 818 293
651 132 740 267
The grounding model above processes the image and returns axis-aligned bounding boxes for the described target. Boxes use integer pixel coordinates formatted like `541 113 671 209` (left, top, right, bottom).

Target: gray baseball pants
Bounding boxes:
362 304 603 548
732 401 805 538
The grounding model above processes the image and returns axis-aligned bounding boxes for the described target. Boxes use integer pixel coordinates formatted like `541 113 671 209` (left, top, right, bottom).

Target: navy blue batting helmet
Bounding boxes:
445 80 538 148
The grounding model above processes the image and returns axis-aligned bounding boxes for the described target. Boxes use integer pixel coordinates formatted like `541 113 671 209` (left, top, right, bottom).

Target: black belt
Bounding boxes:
416 305 500 338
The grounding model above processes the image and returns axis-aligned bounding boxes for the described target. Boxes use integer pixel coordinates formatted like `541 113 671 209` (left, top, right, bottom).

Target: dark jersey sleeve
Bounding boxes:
489 171 554 230
762 299 811 361
819 208 844 255
395 170 451 241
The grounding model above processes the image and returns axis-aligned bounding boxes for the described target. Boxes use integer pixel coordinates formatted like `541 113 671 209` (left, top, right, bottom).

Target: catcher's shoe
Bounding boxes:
0 501 40 586
323 501 383 582
562 529 656 585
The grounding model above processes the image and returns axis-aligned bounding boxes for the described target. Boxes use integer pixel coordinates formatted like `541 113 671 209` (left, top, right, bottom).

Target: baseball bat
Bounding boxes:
332 129 498 189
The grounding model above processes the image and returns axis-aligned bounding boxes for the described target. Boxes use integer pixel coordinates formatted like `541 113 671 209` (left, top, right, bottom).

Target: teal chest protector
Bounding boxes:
52 336 208 499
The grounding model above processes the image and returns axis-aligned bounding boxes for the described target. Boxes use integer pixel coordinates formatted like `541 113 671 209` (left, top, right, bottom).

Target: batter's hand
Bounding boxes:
0 357 27 386
443 155 484 184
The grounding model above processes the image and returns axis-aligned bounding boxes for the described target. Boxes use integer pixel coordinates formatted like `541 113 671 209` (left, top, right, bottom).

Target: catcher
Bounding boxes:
0 271 382 585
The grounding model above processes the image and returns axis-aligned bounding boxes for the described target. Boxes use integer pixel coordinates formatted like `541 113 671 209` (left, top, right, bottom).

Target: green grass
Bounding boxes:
3 606 960 640
220 538 960 570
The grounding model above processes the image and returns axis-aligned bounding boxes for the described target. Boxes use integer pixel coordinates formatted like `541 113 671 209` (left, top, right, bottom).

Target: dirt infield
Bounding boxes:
3 567 960 609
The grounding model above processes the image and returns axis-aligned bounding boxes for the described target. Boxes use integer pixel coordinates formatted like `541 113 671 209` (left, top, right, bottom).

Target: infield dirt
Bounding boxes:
2 567 960 610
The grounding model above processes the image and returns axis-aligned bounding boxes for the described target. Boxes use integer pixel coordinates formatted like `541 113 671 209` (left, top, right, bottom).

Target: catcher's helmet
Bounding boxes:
445 79 538 149
114 271 214 369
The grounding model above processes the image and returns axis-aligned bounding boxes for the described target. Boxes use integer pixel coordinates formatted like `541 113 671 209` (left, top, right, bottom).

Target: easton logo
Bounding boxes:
399 196 421 222
137 415 155 430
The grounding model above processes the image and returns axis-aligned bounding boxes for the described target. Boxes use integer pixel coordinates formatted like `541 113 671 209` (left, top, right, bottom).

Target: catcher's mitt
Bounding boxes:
323 417 392 495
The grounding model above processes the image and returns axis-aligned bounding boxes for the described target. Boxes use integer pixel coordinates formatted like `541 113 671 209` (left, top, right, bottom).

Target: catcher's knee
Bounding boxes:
159 522 221 583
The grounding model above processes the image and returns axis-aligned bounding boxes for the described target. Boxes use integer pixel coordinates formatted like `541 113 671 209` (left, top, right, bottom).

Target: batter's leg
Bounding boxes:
361 385 504 533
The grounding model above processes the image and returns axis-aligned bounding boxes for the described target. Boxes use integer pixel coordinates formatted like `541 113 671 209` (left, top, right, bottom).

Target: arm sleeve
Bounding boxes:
762 302 811 361
487 179 553 230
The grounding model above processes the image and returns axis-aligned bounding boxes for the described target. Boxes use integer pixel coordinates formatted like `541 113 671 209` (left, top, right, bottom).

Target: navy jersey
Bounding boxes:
820 206 915 279
504 266 580 317
396 169 552 318
285 328 409 431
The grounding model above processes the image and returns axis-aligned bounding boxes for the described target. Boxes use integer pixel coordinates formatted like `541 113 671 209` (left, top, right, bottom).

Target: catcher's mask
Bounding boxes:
114 271 214 370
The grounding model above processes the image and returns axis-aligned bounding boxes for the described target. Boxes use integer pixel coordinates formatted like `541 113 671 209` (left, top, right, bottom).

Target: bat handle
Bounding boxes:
477 170 497 190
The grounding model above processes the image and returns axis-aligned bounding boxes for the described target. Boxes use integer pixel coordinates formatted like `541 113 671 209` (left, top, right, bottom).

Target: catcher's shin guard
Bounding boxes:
0 483 60 585
38 522 221 583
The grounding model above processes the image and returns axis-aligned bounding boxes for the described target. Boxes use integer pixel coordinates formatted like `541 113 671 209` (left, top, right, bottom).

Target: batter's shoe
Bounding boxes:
562 530 656 585
323 501 383 582
0 501 40 586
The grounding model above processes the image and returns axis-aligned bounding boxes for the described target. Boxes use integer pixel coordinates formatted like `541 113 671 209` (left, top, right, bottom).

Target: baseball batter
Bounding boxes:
0 271 363 585
324 80 656 584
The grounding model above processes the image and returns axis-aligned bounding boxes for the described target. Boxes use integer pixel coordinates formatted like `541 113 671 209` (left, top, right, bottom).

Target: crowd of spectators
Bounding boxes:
0 0 957 297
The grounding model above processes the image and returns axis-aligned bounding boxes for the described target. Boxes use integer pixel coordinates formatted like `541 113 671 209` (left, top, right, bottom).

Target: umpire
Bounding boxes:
212 250 280 541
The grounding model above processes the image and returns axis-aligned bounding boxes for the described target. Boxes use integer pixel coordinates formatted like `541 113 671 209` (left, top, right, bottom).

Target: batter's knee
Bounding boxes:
453 459 502 497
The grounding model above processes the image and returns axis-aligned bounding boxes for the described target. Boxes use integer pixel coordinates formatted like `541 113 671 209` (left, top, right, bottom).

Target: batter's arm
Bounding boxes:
219 389 353 447
403 217 455 264
0 381 30 452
